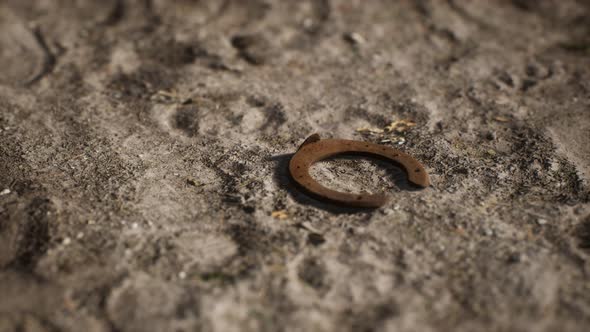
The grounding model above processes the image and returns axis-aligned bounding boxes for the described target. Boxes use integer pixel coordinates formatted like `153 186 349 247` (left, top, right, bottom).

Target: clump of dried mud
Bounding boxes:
1 1 589 331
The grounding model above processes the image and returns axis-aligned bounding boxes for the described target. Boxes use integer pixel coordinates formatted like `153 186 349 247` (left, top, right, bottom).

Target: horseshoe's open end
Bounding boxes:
289 134 430 208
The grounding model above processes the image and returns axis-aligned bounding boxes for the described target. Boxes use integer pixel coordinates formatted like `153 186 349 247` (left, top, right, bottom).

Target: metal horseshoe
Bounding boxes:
289 134 430 208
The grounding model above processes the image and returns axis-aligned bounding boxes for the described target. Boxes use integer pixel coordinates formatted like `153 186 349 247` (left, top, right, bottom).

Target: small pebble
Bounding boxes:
178 271 187 279
382 208 394 215
537 218 548 225
186 178 199 186
0 188 11 196
63 237 71 245
301 222 321 234
303 18 314 29
343 32 366 45
76 232 84 239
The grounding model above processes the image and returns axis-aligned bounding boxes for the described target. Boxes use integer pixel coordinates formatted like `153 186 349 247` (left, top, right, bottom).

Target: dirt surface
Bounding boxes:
1 1 590 331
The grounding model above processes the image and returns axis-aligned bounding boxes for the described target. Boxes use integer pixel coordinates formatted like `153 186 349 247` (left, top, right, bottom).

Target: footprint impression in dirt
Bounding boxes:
0 14 54 86
166 93 286 140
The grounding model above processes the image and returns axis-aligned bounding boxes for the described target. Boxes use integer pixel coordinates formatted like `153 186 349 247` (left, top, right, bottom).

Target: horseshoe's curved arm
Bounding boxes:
288 134 430 208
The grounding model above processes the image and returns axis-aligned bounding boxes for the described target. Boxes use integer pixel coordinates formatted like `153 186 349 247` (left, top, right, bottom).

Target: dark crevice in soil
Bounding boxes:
24 27 56 86
9 197 53 271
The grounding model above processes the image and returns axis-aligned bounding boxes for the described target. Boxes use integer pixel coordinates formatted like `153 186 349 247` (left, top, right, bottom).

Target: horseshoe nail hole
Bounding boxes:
357 196 362 200
415 168 421 172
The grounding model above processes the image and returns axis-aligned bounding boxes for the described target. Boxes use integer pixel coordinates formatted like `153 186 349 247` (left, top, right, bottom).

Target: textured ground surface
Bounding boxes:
1 1 590 331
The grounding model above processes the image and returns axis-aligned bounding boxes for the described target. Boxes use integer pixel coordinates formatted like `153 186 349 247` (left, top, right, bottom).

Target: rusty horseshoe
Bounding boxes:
289 134 430 208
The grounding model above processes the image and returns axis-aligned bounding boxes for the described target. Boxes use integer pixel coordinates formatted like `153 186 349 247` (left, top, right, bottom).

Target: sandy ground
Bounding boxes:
1 1 590 331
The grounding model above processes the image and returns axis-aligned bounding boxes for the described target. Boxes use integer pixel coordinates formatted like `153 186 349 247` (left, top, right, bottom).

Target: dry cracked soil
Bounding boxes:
1 1 590 331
